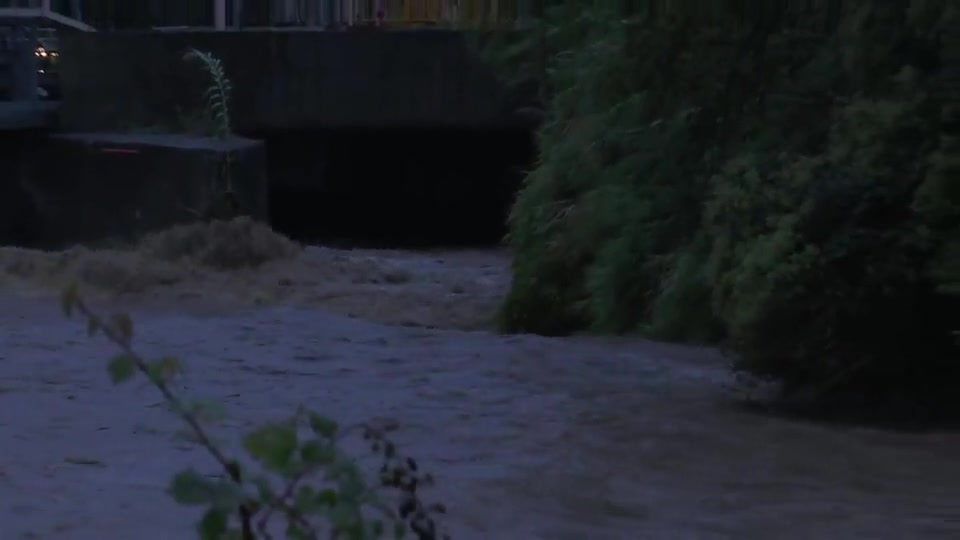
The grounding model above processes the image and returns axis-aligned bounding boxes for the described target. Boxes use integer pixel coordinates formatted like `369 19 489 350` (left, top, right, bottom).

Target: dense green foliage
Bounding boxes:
499 1 960 419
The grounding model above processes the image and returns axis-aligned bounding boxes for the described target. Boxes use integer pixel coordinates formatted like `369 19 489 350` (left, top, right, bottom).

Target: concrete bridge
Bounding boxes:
0 0 542 248
2 0 542 130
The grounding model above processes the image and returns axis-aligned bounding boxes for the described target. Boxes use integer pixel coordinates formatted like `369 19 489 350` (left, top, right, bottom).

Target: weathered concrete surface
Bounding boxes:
20 132 268 247
56 30 520 132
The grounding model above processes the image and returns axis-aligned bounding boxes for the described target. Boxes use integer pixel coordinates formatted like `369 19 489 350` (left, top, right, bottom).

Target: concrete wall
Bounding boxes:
20 132 268 248
56 29 521 132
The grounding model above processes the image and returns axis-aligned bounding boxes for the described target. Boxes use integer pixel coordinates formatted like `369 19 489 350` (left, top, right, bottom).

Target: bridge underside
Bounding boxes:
0 24 539 248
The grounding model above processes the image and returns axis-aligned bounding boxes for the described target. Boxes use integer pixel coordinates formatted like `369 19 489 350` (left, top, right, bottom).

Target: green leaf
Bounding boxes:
242 422 298 473
328 506 365 540
292 485 316 512
285 520 313 540
107 354 137 384
332 465 367 502
344 523 368 540
251 475 275 502
186 398 227 424
146 356 184 385
308 413 338 438
168 469 218 506
300 441 336 467
170 470 244 510
196 507 229 540
315 488 338 508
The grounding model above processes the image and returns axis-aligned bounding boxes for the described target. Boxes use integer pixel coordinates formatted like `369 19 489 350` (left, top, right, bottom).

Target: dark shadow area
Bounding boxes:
0 130 44 247
733 395 960 434
258 127 536 248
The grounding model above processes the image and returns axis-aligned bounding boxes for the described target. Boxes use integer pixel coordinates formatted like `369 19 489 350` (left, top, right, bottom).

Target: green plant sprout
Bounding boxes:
61 283 449 540
183 48 240 221
183 48 233 139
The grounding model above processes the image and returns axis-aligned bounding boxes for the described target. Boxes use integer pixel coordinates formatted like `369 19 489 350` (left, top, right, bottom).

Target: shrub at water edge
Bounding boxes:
499 1 960 419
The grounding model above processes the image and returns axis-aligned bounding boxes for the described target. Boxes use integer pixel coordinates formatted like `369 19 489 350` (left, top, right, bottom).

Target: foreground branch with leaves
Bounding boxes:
60 283 449 540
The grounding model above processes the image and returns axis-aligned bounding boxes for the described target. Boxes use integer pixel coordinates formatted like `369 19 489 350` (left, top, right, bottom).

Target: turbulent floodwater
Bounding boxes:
0 219 958 539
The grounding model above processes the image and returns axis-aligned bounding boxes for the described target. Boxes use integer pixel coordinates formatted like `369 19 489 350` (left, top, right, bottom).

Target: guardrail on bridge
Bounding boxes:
67 0 539 30
242 0 542 28
0 0 93 31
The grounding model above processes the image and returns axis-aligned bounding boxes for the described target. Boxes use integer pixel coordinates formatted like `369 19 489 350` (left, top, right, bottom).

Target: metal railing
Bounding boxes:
63 0 539 31
244 0 542 28
0 0 94 31
0 0 540 31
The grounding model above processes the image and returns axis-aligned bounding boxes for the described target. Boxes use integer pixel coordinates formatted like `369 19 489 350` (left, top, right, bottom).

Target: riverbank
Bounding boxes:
0 218 509 331
0 221 958 538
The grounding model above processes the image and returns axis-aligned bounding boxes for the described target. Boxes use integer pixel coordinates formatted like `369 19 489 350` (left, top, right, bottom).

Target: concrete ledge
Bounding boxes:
57 29 519 132
0 101 59 130
21 132 268 247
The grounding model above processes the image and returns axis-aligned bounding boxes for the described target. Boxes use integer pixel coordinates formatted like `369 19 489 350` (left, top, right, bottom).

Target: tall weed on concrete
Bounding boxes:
183 48 240 220
61 285 448 540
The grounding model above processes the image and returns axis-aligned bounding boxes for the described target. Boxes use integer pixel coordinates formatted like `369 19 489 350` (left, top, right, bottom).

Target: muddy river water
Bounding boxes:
0 220 957 539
